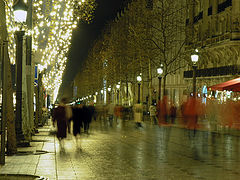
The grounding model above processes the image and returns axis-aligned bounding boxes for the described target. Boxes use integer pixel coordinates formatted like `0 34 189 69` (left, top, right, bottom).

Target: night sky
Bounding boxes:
59 0 129 98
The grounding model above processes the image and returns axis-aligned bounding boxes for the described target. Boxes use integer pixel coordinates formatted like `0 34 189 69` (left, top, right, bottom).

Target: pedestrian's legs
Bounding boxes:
75 134 82 151
83 122 87 133
58 138 65 151
154 116 158 125
67 120 71 134
109 115 113 126
86 122 90 134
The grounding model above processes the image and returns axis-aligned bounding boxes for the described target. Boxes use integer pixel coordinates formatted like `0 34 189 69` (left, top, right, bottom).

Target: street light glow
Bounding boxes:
5 0 96 102
13 10 27 23
191 49 199 64
13 0 28 23
157 67 163 75
137 75 142 82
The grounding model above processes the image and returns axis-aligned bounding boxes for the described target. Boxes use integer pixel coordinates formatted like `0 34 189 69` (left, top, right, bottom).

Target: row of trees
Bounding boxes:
75 0 191 104
0 0 97 157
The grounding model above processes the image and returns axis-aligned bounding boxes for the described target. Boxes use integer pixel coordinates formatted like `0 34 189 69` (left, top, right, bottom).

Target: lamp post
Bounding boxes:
116 84 120 104
157 66 163 101
108 87 111 104
137 75 142 103
191 49 199 97
100 89 104 104
13 0 29 146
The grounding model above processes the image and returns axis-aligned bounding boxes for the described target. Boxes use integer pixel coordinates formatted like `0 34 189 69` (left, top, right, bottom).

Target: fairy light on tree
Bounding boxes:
4 0 96 102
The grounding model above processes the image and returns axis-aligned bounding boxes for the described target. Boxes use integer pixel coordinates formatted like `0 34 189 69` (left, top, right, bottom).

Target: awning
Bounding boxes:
208 77 240 92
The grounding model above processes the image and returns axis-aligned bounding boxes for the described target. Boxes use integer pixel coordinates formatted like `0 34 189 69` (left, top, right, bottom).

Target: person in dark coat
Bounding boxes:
72 104 83 150
52 98 72 151
82 105 93 134
72 104 83 136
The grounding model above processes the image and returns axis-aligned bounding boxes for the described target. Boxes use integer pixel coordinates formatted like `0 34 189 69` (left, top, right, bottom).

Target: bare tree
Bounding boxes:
128 0 187 95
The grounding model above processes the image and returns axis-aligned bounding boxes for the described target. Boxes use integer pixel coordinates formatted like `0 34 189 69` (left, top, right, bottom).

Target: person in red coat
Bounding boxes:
157 96 169 126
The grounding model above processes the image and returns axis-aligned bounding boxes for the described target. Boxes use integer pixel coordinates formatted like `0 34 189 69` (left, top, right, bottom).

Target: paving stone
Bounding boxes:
2 119 240 179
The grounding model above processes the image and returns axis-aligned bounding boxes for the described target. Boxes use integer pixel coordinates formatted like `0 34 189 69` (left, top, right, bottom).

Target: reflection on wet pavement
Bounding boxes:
55 119 240 179
2 119 240 179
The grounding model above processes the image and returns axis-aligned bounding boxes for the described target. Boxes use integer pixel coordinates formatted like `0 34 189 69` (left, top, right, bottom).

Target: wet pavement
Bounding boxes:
1 118 240 179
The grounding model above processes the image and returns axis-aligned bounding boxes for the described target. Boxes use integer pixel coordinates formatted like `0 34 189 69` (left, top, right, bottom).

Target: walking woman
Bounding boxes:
52 97 72 151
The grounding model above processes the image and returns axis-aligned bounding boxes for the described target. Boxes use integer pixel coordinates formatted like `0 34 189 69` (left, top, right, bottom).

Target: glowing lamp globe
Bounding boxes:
13 0 28 23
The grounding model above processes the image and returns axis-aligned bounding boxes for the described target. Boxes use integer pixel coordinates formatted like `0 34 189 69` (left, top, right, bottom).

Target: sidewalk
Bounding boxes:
0 123 59 179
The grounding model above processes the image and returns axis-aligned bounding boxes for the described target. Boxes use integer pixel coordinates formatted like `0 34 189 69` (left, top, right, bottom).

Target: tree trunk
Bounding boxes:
0 0 17 155
6 46 17 155
163 75 167 96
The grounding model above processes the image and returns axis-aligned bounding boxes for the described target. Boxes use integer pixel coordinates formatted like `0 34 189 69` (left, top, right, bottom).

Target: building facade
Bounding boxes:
184 0 240 97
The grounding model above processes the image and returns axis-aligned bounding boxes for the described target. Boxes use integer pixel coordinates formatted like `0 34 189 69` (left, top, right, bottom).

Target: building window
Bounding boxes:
218 0 232 13
146 0 153 9
208 6 212 16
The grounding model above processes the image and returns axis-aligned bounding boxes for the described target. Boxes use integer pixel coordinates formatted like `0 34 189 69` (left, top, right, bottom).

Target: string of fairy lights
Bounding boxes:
4 0 96 103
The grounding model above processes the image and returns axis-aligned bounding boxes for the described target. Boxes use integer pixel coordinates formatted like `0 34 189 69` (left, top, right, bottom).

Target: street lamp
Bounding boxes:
137 75 142 103
157 65 163 101
191 49 199 97
116 84 120 104
13 0 29 146
13 0 28 24
100 89 104 103
108 87 111 103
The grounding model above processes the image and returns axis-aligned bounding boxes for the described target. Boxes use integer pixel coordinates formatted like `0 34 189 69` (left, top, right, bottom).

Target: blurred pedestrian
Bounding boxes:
107 103 115 126
82 105 93 134
157 96 169 126
183 96 200 136
169 102 177 124
72 104 83 150
52 97 72 151
134 103 143 128
149 103 157 125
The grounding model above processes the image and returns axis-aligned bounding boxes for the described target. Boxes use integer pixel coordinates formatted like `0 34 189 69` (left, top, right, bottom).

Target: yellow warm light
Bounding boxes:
5 0 95 103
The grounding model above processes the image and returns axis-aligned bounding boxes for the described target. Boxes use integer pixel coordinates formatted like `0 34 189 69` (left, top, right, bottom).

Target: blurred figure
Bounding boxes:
157 96 169 126
205 98 219 132
66 104 73 135
220 100 235 129
114 105 123 124
169 102 177 124
72 104 83 150
52 97 72 151
183 96 201 135
107 103 115 126
233 101 240 129
134 103 143 128
82 105 93 134
149 103 157 125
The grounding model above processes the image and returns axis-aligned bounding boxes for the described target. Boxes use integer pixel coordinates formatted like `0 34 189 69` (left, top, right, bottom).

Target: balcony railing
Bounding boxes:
218 0 232 13
184 65 240 78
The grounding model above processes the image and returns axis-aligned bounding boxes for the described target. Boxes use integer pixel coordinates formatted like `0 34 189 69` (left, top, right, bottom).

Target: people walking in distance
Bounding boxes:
82 105 93 134
66 101 73 135
133 103 143 128
114 105 123 124
157 96 169 126
107 103 115 126
149 103 157 125
169 102 177 124
52 97 72 151
72 104 83 150
183 96 200 136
